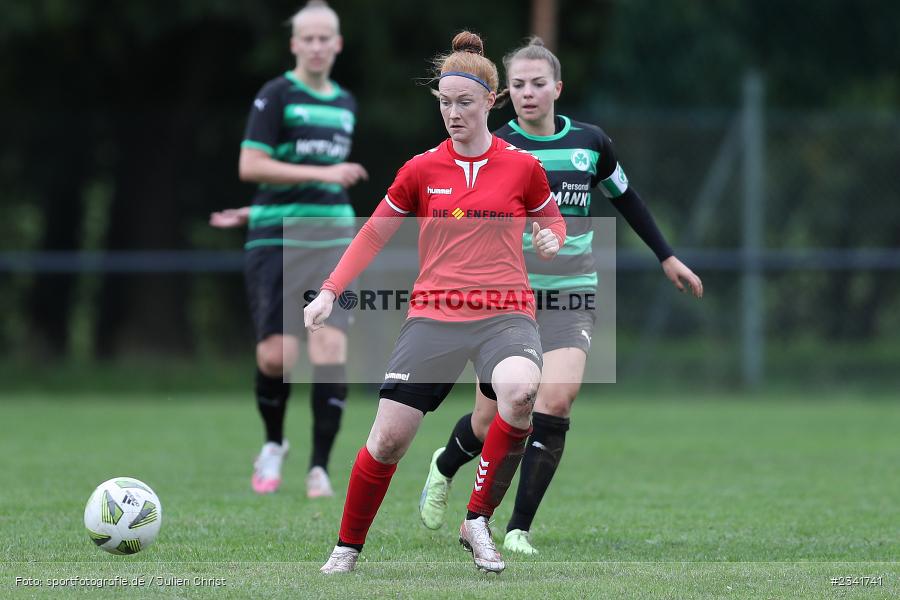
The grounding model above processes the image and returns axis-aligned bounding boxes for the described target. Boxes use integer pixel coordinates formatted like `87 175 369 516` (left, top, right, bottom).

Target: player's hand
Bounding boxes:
321 163 369 188
661 256 703 298
304 289 336 331
209 206 251 228
531 222 560 259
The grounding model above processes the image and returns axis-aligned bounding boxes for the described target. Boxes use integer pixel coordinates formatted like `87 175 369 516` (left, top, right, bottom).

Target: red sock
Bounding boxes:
466 413 531 517
338 446 397 546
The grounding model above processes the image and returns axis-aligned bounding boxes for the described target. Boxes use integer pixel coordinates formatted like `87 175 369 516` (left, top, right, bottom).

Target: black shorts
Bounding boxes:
379 314 542 413
536 293 597 354
244 246 352 343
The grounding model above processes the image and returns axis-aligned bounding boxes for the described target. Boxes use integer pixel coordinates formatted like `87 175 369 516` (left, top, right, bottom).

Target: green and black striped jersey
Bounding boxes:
241 71 357 250
494 115 629 292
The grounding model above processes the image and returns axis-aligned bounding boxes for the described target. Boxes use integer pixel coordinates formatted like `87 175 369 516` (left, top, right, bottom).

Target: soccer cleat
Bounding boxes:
504 529 538 555
459 516 505 573
419 447 451 529
306 466 334 498
251 440 289 494
320 545 359 574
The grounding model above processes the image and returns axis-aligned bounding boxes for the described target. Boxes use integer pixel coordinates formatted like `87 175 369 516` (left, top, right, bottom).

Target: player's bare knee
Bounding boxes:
257 336 298 376
366 423 412 465
256 348 286 377
367 431 407 464
311 339 342 363
496 381 538 421
537 385 576 418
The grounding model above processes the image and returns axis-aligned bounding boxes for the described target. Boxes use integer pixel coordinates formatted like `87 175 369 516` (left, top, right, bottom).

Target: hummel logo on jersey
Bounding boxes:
532 440 548 451
522 346 539 359
384 372 410 381
253 98 268 111
474 457 490 492
451 208 465 220
454 159 488 188
427 186 453 195
580 329 592 346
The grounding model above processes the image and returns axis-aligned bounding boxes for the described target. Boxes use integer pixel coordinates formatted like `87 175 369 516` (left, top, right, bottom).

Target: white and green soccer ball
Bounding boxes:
83 477 162 555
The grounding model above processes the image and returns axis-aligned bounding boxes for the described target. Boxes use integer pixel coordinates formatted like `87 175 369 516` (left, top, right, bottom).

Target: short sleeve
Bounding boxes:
594 132 630 199
524 158 553 212
241 82 284 155
385 158 419 213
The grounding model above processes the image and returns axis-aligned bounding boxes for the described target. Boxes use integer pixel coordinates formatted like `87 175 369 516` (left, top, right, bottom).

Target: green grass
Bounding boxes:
1 387 898 598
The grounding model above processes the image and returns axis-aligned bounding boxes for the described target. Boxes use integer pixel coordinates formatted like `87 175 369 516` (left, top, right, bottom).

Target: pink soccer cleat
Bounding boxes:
252 440 289 494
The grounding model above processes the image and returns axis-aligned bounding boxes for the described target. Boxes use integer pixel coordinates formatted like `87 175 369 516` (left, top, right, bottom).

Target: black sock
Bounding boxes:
256 369 290 444
507 412 570 533
310 365 348 472
436 413 484 478
337 539 363 552
466 510 488 521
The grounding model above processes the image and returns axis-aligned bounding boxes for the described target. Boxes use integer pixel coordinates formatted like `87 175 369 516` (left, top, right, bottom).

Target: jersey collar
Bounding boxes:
284 71 342 101
508 115 571 141
444 135 499 162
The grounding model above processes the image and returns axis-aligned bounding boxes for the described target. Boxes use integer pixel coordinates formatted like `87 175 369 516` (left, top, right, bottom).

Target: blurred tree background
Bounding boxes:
0 0 897 386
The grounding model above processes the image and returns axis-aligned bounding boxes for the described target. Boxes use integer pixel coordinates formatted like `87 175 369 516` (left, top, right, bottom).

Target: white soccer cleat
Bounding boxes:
459 516 505 573
504 528 538 555
306 466 334 498
320 545 359 574
419 447 451 529
252 440 289 494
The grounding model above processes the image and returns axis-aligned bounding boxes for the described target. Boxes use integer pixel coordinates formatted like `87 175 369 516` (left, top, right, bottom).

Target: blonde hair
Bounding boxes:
502 36 562 82
290 0 340 35
431 32 509 107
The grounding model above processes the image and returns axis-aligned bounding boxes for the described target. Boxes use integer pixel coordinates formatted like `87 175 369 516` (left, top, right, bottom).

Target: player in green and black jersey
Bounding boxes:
419 38 704 553
210 1 366 498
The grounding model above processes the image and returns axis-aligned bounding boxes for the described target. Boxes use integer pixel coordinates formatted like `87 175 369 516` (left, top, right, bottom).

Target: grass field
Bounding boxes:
1 385 898 599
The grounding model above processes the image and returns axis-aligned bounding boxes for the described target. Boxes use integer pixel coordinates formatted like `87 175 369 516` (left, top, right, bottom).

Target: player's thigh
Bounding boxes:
472 315 543 401
244 247 285 345
366 398 425 464
379 319 469 414
535 347 586 418
536 300 595 358
285 244 354 342
307 325 347 364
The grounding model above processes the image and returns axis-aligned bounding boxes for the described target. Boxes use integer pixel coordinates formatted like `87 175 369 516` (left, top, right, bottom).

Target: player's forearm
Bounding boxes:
608 188 673 262
238 154 332 186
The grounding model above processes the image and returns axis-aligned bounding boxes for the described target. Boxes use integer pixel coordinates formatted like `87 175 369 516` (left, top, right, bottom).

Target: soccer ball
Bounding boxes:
83 477 162 555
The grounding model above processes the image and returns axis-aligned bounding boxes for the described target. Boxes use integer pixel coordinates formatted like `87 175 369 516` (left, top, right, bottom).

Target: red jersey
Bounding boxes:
323 135 565 321
387 136 559 321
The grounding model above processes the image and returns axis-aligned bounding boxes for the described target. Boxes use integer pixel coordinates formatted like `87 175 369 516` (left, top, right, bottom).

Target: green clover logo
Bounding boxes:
571 149 590 172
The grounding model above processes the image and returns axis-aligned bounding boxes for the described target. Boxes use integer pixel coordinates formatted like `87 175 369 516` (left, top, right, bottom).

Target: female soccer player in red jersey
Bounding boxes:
304 31 567 574
418 37 703 555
